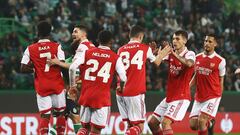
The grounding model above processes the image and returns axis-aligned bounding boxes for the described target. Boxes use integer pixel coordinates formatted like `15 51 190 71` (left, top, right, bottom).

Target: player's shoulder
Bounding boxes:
196 52 204 57
214 52 225 61
186 50 196 55
82 41 95 48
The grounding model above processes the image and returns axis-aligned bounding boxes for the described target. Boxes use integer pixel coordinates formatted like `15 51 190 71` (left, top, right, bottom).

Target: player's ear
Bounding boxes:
183 38 187 44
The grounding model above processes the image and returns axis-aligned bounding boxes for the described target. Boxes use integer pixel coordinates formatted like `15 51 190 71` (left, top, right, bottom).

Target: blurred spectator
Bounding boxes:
234 74 240 92
1 0 240 91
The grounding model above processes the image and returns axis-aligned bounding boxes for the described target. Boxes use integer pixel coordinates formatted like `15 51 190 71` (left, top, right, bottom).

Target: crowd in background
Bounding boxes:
0 0 240 91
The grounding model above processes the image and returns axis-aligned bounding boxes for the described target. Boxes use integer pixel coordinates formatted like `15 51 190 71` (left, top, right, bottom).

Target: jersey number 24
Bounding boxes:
84 59 112 83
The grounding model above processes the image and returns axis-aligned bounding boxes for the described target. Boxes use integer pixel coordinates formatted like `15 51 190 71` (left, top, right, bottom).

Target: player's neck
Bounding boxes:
39 36 50 40
130 37 141 43
204 50 214 55
80 37 88 42
176 46 185 54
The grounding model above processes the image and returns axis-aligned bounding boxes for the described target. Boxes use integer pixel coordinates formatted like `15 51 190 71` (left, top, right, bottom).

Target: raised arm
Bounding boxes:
47 56 70 69
171 50 195 67
47 45 68 68
153 43 171 66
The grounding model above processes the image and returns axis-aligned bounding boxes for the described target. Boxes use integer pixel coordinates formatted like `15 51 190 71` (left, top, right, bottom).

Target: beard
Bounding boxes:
70 39 80 55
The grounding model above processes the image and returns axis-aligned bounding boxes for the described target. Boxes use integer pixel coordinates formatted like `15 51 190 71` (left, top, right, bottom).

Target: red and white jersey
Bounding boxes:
166 47 195 102
117 40 156 96
70 46 126 108
195 52 226 102
73 39 95 61
21 39 65 96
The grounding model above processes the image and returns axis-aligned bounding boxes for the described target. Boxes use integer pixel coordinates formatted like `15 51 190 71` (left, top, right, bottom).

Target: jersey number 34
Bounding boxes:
120 50 144 70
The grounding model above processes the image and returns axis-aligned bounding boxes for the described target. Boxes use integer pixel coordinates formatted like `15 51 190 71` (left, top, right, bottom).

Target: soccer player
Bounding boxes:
49 25 95 68
20 20 66 135
48 25 95 134
117 25 171 135
69 30 127 135
189 34 226 135
148 30 196 135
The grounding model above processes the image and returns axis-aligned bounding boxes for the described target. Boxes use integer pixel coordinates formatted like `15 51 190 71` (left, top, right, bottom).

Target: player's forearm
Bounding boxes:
220 77 224 92
154 54 164 66
69 66 77 87
189 73 196 88
20 64 34 73
58 61 70 69
174 54 194 67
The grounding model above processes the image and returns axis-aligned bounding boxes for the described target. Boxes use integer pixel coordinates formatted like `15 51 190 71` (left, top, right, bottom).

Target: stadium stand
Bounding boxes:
0 0 240 91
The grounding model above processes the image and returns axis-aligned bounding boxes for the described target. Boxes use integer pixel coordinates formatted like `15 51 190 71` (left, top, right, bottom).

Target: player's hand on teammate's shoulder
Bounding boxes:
47 55 60 66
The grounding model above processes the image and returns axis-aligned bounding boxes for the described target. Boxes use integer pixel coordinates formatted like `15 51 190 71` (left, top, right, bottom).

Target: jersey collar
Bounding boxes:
80 39 89 44
203 51 216 58
179 47 188 57
38 39 50 42
128 40 140 44
98 45 110 50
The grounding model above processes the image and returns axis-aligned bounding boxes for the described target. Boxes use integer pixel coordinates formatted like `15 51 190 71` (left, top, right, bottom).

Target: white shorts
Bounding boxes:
37 90 66 114
79 106 110 129
189 97 221 119
116 94 146 124
153 98 190 122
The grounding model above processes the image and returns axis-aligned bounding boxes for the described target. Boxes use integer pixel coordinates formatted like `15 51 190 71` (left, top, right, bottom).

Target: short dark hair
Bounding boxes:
206 33 218 41
75 24 88 33
174 30 188 40
129 25 144 38
98 30 113 45
37 20 52 37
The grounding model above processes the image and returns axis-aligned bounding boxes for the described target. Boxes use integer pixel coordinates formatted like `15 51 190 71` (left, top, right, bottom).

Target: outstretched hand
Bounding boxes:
157 42 171 57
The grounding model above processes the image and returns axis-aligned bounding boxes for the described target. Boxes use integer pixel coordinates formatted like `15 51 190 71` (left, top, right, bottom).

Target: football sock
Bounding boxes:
56 115 66 135
39 118 49 135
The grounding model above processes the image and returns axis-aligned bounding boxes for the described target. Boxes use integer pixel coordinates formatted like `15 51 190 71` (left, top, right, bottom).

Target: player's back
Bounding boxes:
117 42 150 96
28 41 65 96
79 47 118 108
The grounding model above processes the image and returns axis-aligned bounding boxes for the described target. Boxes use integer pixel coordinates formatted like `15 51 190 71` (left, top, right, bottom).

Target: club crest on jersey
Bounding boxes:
210 63 215 68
